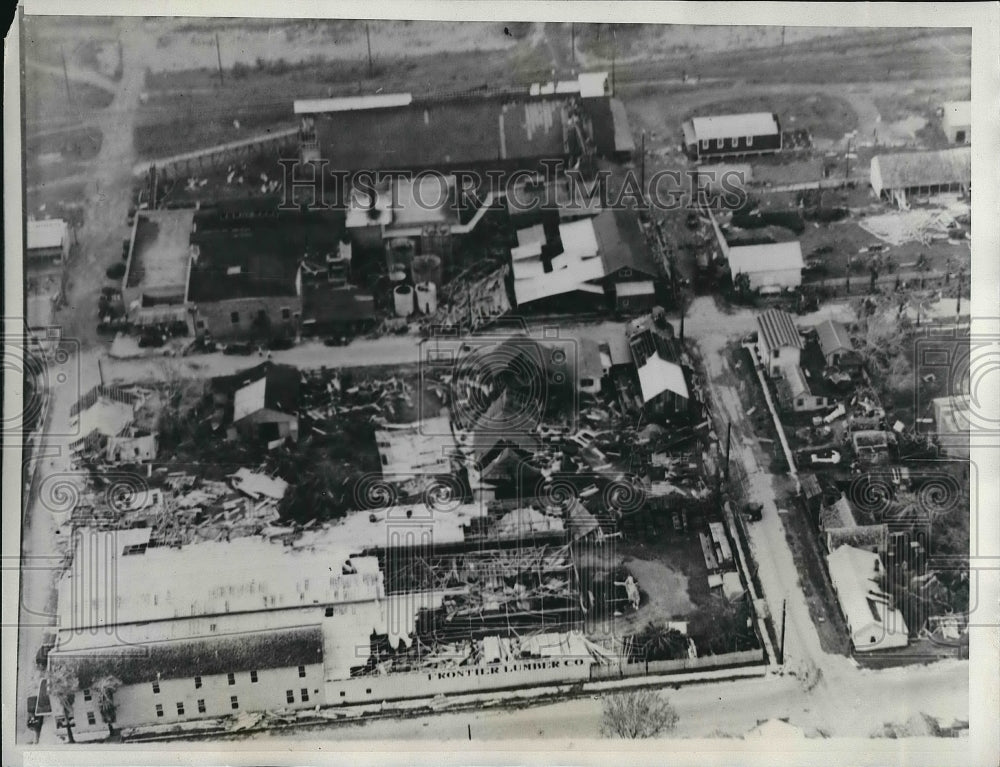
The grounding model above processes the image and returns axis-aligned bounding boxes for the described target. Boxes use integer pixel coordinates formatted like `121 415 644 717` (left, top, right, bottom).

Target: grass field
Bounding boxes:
687 93 858 141
23 70 114 123
134 45 555 160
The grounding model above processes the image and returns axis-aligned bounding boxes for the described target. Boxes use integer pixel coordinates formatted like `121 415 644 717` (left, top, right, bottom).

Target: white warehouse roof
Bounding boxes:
27 218 68 250
728 241 804 275
294 93 413 115
826 545 909 652
942 100 971 127
688 113 780 142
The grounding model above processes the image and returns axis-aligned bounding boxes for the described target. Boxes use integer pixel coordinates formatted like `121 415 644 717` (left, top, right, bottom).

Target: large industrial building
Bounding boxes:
296 72 632 175
44 504 607 740
869 147 972 208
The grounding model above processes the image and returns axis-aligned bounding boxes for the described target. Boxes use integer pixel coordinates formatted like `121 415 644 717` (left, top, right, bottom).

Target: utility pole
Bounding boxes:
611 29 616 95
571 23 576 65
366 23 374 78
467 723 472 740
640 131 646 193
779 598 787 664
60 46 72 102
215 33 224 86
725 422 732 480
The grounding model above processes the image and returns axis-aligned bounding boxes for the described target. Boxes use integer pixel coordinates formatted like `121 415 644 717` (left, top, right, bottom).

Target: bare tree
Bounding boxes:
92 675 122 737
600 689 679 738
46 664 78 743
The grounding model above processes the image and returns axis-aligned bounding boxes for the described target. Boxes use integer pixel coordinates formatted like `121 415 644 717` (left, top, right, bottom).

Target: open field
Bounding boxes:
135 46 553 160
23 70 114 122
687 93 858 141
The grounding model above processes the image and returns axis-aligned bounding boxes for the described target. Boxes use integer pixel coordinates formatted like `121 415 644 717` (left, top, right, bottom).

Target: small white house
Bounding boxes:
941 101 971 144
756 309 803 377
932 394 971 459
826 545 908 652
727 241 803 291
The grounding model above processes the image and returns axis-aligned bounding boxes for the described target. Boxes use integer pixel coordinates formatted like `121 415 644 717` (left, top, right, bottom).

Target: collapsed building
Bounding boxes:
44 494 624 740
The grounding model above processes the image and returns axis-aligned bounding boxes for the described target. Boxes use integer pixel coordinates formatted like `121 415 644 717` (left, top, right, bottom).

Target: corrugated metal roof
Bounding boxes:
688 112 779 142
757 308 803 351
728 241 804 275
815 319 853 357
871 147 971 191
826 545 908 650
27 219 67 251
294 93 413 114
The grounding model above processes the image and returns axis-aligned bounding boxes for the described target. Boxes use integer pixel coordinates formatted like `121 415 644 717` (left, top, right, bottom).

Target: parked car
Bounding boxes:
97 316 129 334
806 449 841 466
223 342 255 356
26 696 41 733
138 329 167 348
323 336 348 347
267 336 295 351
743 502 764 521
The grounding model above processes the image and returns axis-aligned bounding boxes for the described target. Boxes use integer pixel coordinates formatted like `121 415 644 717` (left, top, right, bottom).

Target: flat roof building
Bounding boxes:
727 241 804 291
301 94 585 174
932 394 971 459
123 209 196 311
941 100 971 144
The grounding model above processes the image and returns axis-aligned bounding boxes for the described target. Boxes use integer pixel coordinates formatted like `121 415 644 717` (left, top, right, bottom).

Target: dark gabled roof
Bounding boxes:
757 309 803 351
815 319 853 357
50 626 323 688
592 208 659 279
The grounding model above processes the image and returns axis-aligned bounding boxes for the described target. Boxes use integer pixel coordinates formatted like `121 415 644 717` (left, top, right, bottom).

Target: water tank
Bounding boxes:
415 282 438 315
393 285 414 317
389 238 416 268
411 254 442 287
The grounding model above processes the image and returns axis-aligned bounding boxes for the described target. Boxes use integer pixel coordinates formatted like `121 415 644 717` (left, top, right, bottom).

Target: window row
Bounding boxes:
153 667 308 694
229 308 294 325
699 136 756 150
154 699 219 717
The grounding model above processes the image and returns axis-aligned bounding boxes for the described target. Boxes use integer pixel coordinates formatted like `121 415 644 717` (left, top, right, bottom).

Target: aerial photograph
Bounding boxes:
6 7 993 762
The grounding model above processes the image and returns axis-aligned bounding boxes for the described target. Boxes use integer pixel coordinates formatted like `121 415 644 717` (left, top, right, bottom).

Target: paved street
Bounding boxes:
244 661 967 741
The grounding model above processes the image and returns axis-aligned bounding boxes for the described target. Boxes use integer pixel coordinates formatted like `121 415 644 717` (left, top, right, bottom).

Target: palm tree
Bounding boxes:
46 664 78 743
92 675 122 737
636 620 688 661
